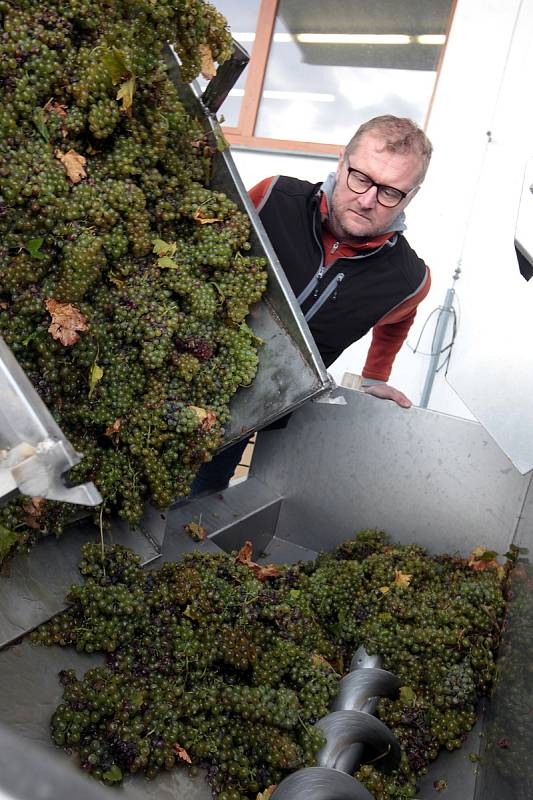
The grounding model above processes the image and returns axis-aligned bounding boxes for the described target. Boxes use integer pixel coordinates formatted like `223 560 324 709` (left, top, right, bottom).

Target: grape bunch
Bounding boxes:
31 531 508 799
0 0 269 560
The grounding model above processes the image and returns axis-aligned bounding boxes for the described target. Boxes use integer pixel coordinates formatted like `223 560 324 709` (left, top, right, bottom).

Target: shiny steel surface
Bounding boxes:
331 668 402 714
315 711 402 773
350 646 383 671
269 767 373 800
0 338 101 506
250 388 531 556
166 49 333 444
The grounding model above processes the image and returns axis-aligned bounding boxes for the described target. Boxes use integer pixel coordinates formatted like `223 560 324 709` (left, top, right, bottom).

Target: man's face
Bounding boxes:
330 133 422 239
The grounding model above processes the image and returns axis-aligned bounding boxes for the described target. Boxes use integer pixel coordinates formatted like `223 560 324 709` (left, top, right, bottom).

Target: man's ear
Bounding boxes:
335 146 346 180
404 185 420 208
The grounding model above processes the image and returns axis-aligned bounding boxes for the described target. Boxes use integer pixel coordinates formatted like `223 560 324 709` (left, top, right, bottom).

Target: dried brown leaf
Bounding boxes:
49 102 68 118
184 521 207 542
173 743 192 763
199 43 217 80
190 406 217 431
45 298 88 346
55 148 87 183
235 540 281 582
22 497 46 529
105 418 122 437
468 547 505 579
193 207 221 225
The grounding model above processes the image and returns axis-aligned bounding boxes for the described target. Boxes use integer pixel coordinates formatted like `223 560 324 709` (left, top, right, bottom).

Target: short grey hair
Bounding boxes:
346 115 433 183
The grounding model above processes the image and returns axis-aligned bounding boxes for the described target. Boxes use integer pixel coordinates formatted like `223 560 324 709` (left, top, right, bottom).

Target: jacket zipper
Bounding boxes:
297 219 326 305
304 273 345 322
296 197 399 317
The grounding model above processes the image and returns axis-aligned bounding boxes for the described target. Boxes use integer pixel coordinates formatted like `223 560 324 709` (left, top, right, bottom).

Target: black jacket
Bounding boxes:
257 176 428 368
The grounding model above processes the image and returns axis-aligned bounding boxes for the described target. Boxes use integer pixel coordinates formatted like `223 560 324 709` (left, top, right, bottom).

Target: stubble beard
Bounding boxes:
330 201 380 241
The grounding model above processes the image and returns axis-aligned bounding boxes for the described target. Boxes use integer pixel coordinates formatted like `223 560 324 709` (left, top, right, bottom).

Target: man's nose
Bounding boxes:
357 185 379 209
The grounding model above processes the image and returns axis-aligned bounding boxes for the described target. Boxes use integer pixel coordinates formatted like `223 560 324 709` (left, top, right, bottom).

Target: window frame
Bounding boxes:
222 0 458 155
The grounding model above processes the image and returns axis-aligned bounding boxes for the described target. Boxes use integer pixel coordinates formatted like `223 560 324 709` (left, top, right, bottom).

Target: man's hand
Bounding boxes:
362 383 412 408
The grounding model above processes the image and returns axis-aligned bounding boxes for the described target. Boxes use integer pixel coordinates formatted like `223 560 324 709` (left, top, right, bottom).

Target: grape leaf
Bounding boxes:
235 540 281 582
25 237 48 261
173 743 192 763
256 787 277 800
0 526 18 563
105 418 121 437
198 43 217 80
117 77 135 112
190 406 217 430
213 121 229 152
45 298 88 346
102 765 123 783
48 102 68 118
152 239 177 257
157 256 179 269
22 497 46 530
89 362 104 398
55 149 87 183
102 49 127 85
184 521 207 542
393 570 413 588
399 685 416 704
32 107 49 141
468 547 505 578
193 208 221 224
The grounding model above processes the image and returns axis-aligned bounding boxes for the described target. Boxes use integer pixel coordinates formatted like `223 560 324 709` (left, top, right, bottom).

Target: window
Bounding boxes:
209 0 455 154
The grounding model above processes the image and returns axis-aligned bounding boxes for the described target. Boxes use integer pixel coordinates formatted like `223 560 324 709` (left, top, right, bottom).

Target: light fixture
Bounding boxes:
232 32 446 46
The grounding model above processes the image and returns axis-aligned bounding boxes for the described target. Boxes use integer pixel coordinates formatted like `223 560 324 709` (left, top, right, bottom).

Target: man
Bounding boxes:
191 115 432 494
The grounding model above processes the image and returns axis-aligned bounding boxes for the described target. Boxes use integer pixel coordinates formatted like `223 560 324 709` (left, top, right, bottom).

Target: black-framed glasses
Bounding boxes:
346 167 414 208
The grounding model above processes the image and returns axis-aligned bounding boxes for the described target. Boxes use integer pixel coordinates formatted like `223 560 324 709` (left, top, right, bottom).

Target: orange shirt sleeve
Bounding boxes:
362 267 431 382
248 176 276 209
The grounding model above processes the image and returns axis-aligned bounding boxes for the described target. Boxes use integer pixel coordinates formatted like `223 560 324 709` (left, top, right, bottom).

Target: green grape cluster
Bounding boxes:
31 532 507 799
0 0 270 560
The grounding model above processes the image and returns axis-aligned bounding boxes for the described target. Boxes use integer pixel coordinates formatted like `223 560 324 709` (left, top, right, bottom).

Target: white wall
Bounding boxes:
231 0 531 427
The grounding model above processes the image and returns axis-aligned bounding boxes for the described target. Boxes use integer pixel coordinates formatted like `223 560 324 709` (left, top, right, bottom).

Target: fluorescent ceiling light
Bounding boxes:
227 88 335 103
416 34 446 45
233 32 446 46
262 90 335 102
296 33 411 44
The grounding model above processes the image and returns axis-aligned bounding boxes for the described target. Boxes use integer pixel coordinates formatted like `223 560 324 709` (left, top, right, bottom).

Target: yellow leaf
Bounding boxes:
152 239 177 257
393 570 413 588
256 787 277 800
378 586 391 594
193 207 221 225
198 43 217 80
116 77 135 111
157 256 179 269
55 148 87 183
108 271 124 287
45 298 88 346
89 362 104 398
